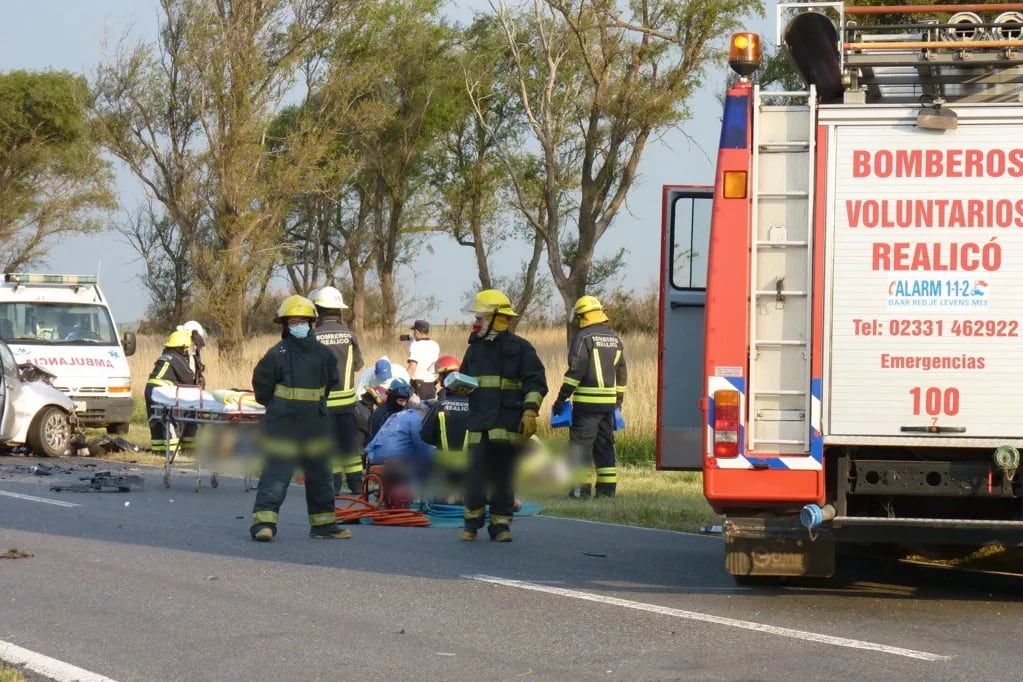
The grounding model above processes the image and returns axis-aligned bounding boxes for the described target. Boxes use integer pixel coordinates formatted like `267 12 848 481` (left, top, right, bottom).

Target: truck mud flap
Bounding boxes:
724 516 835 578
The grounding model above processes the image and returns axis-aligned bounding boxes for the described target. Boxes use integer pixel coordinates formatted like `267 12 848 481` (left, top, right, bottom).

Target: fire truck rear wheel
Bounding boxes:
27 406 72 458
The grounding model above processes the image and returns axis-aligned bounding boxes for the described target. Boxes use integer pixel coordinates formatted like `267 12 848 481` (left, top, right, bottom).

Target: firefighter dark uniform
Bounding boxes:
419 388 471 487
460 289 547 542
554 295 627 498
310 287 365 495
144 329 197 456
250 295 348 541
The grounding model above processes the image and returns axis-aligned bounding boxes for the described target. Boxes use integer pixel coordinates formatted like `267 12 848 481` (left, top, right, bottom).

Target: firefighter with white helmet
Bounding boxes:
250 294 350 542
145 328 197 457
459 289 547 542
177 320 207 388
308 285 365 496
553 295 628 498
419 357 474 501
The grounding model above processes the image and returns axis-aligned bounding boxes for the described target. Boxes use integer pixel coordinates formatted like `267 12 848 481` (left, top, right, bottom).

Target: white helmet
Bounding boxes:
180 320 205 340
311 285 348 310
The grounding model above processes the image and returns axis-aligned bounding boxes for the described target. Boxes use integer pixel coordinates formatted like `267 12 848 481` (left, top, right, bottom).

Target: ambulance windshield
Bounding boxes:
0 303 118 345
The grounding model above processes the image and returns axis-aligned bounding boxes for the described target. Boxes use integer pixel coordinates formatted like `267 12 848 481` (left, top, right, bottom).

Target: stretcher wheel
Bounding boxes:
243 475 254 492
211 473 219 488
194 478 201 493
163 469 170 488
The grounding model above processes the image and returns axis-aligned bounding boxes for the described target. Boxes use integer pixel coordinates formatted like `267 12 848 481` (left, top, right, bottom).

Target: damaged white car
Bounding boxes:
0 338 75 456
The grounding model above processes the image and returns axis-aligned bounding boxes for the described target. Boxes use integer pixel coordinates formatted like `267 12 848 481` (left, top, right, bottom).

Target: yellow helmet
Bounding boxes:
273 294 317 323
573 295 604 316
165 329 194 348
463 289 518 317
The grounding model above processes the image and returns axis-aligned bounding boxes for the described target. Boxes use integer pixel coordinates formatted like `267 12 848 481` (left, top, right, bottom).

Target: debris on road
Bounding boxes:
50 471 145 493
1 548 34 559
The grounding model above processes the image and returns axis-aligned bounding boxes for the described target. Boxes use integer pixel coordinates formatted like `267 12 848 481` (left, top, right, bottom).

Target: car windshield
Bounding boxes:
0 302 118 345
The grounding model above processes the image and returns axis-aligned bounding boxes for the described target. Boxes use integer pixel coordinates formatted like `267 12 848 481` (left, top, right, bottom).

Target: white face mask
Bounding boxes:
289 322 311 339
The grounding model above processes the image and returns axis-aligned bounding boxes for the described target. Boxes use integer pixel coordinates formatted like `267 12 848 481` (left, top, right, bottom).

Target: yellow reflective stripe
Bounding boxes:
490 514 513 525
439 411 450 452
476 375 501 388
467 431 482 445
523 391 543 406
500 378 522 390
147 378 174 387
596 467 618 483
592 348 605 389
153 360 171 381
326 387 357 407
309 512 336 526
573 386 617 396
274 385 325 401
261 436 300 456
344 346 354 391
253 510 278 524
573 394 617 405
615 385 626 392
613 350 621 366
341 453 363 474
562 376 581 387
464 506 485 520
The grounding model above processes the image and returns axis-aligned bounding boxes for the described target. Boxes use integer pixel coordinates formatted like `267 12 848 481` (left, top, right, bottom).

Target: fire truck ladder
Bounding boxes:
747 84 817 457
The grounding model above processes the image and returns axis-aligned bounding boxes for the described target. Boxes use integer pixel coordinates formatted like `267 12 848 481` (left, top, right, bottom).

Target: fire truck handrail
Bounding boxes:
846 39 1023 50
844 4 1023 15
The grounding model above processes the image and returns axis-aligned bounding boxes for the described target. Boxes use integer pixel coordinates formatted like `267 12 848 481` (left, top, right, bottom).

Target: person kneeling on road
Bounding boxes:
250 294 351 542
364 402 435 508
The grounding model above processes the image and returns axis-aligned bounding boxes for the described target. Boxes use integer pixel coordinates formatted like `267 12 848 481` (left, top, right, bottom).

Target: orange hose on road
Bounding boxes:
335 494 430 527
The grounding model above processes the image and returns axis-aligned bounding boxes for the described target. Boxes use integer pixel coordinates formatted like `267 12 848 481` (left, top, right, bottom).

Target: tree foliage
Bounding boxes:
0 70 115 271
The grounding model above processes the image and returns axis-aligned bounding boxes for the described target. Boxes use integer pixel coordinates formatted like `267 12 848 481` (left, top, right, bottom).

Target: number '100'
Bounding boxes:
909 387 960 416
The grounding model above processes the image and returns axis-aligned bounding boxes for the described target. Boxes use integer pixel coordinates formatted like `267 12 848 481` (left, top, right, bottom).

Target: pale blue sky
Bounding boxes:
0 1 769 326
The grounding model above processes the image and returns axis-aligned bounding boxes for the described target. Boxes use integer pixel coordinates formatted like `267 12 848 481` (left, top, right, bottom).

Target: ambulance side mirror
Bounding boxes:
122 331 137 357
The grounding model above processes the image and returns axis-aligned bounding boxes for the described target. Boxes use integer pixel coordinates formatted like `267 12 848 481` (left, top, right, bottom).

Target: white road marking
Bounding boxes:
465 574 950 662
0 490 81 508
0 639 117 682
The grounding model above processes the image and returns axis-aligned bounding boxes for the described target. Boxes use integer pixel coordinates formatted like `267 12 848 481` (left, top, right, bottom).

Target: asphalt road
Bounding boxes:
2 455 1022 682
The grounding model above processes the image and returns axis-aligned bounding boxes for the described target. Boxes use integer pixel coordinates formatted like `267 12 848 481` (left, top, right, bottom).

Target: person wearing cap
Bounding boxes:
354 356 411 401
308 286 365 496
406 319 440 401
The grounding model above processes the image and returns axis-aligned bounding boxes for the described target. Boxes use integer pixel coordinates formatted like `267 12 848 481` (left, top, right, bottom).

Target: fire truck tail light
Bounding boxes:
713 389 741 457
722 171 747 199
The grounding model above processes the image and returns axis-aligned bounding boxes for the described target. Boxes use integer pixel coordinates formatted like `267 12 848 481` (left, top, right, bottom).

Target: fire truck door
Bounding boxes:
658 187 712 470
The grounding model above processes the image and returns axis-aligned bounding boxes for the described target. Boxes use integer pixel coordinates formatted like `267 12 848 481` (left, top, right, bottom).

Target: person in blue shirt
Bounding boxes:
365 404 436 486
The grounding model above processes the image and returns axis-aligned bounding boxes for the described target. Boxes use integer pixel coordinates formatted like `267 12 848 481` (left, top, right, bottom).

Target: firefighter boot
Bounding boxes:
462 506 484 541
489 515 513 542
594 483 616 498
310 525 352 539
253 527 275 542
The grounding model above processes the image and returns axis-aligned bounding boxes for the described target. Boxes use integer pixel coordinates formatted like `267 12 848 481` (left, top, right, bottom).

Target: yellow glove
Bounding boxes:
519 409 539 439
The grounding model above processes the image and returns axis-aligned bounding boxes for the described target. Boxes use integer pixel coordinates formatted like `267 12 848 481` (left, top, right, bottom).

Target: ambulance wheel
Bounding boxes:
106 422 130 436
27 406 72 457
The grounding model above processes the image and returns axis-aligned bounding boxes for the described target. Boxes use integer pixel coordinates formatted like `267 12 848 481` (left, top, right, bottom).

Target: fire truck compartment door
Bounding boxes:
659 187 712 469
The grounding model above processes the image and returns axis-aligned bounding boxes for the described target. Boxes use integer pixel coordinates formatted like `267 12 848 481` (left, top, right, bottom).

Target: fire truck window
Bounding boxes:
671 195 711 290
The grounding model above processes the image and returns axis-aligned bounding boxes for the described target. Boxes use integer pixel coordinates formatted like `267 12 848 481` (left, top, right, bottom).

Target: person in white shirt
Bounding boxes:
407 320 440 400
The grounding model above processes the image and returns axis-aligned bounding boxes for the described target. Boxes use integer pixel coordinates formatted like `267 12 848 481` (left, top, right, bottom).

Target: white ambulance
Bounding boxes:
0 273 137 434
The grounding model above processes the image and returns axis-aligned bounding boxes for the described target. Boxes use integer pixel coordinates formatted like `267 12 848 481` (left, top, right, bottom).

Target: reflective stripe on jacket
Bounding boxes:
557 323 627 413
460 331 547 436
313 316 362 413
252 335 339 442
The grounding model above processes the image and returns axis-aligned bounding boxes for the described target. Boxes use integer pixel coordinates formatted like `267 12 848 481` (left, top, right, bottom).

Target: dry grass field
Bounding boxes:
120 325 717 531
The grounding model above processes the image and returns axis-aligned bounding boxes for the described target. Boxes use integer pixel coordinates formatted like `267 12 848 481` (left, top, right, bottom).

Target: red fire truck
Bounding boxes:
658 2 1023 579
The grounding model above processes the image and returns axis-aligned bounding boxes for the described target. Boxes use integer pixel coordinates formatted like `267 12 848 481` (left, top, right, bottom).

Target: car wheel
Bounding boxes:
27 406 72 457
106 422 130 436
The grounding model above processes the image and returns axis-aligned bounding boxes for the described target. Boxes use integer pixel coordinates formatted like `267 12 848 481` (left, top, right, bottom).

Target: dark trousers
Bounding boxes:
251 455 337 537
330 411 364 495
569 410 617 496
411 380 436 401
463 433 519 535
146 398 198 454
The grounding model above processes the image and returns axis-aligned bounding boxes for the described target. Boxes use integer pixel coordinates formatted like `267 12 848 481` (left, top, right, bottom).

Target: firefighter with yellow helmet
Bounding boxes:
250 294 350 542
145 328 197 457
308 285 365 496
459 289 547 542
553 295 628 498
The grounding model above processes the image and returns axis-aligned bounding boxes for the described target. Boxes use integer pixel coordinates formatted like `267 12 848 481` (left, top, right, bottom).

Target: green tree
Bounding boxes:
486 0 762 334
95 0 363 353
0 70 115 271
